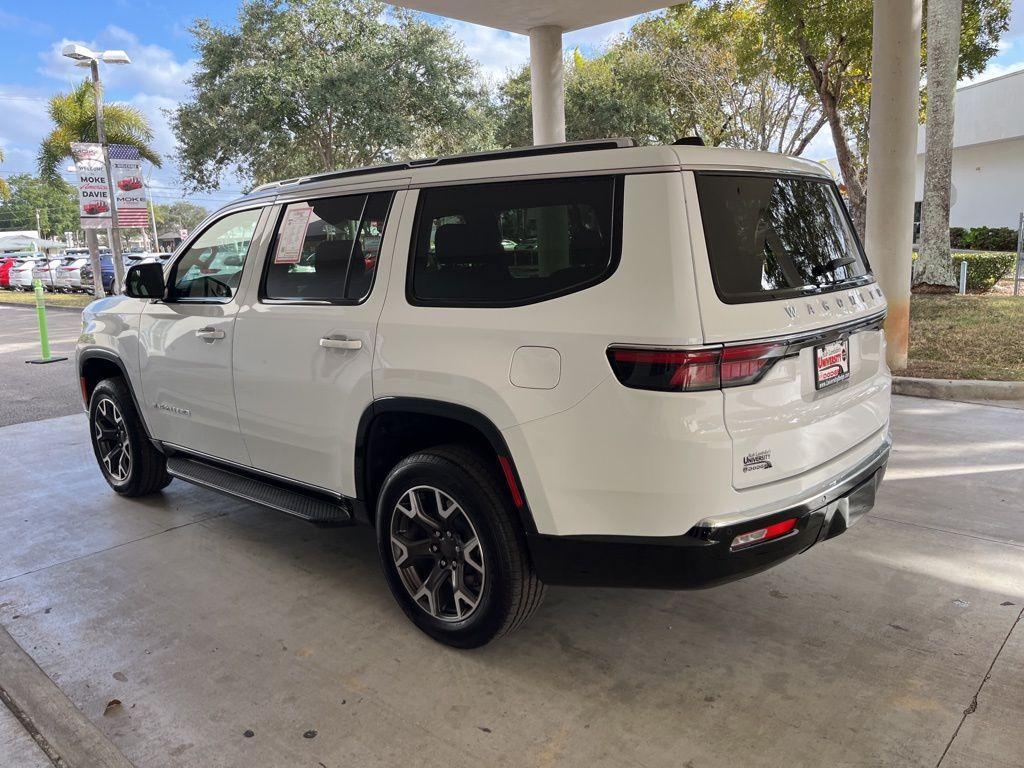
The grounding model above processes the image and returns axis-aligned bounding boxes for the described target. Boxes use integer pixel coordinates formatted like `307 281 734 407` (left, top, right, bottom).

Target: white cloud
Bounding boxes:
444 20 529 82
961 59 1024 86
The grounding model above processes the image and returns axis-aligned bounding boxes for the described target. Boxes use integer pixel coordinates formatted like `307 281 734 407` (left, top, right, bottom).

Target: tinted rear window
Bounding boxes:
695 173 869 303
410 176 620 306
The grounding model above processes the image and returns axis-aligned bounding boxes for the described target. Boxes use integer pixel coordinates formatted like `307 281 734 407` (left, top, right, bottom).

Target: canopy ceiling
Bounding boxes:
388 0 670 34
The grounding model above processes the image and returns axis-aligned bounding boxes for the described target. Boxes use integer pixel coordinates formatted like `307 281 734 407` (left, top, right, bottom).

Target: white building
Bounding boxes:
915 68 1024 229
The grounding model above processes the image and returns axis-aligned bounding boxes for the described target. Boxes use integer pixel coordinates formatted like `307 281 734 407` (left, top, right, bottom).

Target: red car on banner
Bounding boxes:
118 176 144 191
83 201 110 215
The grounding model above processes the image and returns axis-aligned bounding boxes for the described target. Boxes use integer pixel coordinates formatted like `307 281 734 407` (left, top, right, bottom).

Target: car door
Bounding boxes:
138 205 270 465
232 187 406 495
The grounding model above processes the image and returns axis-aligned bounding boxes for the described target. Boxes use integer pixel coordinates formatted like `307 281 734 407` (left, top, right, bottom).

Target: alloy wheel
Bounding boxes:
390 485 486 622
94 397 132 482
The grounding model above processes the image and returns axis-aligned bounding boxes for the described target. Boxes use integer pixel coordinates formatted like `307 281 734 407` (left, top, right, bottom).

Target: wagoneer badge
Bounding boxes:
742 449 773 473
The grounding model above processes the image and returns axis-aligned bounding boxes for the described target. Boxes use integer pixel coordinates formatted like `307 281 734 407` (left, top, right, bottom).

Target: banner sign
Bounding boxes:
109 144 149 228
70 142 111 230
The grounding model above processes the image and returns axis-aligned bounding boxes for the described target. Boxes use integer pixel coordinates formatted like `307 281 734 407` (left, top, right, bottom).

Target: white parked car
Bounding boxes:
77 139 891 647
56 256 91 292
32 257 63 290
8 254 47 290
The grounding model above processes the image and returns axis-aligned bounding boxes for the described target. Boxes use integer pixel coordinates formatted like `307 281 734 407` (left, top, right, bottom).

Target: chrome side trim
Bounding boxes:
160 442 345 499
692 432 892 531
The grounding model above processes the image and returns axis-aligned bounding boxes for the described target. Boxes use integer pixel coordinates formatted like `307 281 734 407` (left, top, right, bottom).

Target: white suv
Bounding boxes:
76 139 891 647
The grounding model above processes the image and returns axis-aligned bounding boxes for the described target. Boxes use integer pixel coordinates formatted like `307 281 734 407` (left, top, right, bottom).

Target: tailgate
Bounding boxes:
683 169 892 489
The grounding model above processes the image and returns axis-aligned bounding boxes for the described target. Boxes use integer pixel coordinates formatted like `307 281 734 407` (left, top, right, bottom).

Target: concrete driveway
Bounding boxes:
0 304 83 427
0 396 1022 767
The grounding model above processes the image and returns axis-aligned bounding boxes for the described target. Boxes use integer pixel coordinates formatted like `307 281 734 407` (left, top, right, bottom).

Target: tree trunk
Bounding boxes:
913 0 962 292
821 92 868 239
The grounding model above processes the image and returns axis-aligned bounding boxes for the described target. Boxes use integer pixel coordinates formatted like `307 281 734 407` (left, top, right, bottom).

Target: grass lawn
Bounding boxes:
0 290 93 310
907 294 1024 381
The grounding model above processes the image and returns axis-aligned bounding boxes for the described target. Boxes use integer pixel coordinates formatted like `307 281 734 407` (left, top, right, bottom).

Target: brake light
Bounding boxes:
731 517 798 550
607 342 790 392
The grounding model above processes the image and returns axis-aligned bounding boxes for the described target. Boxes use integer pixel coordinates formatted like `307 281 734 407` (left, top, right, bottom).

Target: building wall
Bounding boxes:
915 137 1024 229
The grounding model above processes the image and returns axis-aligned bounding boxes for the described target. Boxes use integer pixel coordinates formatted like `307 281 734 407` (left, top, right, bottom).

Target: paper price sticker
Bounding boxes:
274 206 314 264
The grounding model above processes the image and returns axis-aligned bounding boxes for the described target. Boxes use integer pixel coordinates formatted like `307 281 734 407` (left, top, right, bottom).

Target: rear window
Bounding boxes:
410 176 621 306
695 173 869 304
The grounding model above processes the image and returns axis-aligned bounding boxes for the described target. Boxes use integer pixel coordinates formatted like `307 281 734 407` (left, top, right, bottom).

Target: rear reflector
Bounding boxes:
607 341 790 392
731 517 798 550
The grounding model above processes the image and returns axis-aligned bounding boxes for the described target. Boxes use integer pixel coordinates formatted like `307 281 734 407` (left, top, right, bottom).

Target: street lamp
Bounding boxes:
62 43 131 294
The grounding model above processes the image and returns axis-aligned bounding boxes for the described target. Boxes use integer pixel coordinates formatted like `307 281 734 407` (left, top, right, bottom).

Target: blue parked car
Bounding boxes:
80 252 115 294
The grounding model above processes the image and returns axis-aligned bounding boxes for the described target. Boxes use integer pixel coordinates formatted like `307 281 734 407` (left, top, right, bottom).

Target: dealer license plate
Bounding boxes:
814 337 850 390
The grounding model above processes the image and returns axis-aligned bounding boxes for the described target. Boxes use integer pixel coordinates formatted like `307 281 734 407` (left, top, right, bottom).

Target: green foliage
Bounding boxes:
949 226 967 249
915 250 1015 291
0 174 79 237
37 80 161 181
494 2 826 153
961 226 1018 252
0 148 9 201
173 0 492 191
152 201 209 234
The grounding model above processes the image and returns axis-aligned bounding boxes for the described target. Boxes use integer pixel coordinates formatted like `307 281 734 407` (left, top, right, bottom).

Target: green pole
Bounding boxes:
34 279 52 361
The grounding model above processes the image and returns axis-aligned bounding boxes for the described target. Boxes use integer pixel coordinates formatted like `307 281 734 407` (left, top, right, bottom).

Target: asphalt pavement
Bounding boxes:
0 303 84 427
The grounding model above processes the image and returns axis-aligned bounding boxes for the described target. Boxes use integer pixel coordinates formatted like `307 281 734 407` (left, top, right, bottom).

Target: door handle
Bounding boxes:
320 336 362 351
196 327 226 342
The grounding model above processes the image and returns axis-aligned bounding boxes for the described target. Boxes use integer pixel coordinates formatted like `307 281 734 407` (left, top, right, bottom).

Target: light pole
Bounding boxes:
62 43 131 294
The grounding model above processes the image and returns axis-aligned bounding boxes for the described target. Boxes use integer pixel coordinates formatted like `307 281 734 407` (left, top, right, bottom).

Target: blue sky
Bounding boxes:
1 1 1022 210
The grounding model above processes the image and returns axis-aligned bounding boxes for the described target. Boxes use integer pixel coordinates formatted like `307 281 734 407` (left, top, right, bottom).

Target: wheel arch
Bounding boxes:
355 397 537 534
78 348 153 440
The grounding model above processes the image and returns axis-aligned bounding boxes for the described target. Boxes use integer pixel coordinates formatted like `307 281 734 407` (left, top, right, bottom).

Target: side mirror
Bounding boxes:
125 262 166 299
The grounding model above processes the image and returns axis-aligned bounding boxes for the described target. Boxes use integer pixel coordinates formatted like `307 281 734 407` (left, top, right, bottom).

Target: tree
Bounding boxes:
914 0 963 292
0 174 79 238
37 80 161 181
153 201 209 235
0 149 9 201
173 0 494 191
495 3 825 155
763 0 1010 237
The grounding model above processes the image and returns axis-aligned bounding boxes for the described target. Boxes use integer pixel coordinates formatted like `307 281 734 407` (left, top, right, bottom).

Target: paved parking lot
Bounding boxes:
1 396 1022 767
0 304 83 427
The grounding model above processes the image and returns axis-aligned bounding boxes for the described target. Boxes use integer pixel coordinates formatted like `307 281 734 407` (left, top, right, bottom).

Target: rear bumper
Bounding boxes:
527 438 889 589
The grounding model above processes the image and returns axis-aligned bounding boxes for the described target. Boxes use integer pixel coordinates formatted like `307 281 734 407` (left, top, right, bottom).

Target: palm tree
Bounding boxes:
38 79 161 181
0 148 10 200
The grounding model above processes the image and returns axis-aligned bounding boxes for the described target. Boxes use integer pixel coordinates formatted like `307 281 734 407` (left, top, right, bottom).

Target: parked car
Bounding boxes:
8 254 47 290
78 139 891 648
79 254 115 294
0 256 17 289
32 257 64 290
56 256 90 292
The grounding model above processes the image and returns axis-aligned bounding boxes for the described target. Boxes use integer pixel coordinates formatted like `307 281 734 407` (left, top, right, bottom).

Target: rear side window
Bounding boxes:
410 176 621 306
263 191 393 303
695 173 869 304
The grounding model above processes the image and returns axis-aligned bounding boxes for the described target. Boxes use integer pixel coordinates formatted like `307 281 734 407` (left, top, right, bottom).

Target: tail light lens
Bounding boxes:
731 517 798 550
607 342 791 392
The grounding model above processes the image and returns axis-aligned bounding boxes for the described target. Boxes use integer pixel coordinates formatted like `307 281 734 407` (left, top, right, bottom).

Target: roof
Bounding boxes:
231 140 829 211
918 68 1024 152
0 235 68 251
387 0 668 34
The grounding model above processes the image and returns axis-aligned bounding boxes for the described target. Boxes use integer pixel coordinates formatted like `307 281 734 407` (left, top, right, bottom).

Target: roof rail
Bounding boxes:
250 138 636 194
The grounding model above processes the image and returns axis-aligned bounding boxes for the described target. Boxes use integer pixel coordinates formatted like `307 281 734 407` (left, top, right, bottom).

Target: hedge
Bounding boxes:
948 226 1018 252
914 251 1016 291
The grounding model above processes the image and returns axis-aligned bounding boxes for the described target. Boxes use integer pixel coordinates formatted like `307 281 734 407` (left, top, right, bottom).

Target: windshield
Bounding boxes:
695 173 869 304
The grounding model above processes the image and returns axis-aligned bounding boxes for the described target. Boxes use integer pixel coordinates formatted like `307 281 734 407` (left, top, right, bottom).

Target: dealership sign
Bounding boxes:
70 142 111 229
70 142 150 230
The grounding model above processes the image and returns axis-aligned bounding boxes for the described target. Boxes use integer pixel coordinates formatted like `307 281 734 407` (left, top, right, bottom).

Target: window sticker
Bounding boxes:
274 205 314 264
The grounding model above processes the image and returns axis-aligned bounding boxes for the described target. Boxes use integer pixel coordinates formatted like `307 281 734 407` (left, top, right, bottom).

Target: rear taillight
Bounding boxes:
607 342 790 392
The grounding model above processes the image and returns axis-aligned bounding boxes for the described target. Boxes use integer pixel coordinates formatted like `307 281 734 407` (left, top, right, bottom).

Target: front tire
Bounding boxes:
376 445 545 648
88 378 171 496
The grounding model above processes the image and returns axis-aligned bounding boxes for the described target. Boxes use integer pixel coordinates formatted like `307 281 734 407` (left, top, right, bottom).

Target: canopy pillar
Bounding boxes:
528 25 566 145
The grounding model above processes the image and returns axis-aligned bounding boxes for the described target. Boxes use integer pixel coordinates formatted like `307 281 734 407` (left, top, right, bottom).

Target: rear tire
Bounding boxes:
88 378 171 497
376 444 545 648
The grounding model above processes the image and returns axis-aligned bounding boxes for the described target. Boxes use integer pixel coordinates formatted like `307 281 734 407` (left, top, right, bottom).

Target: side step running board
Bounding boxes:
166 456 353 524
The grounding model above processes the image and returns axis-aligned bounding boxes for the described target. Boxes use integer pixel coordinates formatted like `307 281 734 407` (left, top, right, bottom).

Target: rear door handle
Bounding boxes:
196 327 226 341
320 336 362 351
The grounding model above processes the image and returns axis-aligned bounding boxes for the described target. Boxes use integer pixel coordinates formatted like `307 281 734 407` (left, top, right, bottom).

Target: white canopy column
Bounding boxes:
864 0 923 370
528 25 566 144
